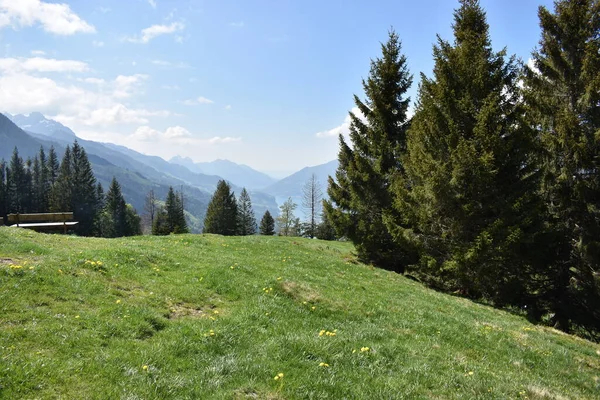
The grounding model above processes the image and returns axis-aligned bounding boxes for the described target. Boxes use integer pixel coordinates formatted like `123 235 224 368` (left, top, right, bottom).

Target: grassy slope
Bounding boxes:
0 227 598 400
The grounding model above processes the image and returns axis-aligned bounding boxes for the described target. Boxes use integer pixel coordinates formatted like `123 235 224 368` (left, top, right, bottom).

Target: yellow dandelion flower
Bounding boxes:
277 277 282 281
360 347 370 352
75 315 80 319
468 371 474 376
319 330 326 336
311 306 316 310
213 310 219 314
115 299 121 304
318 362 329 367
142 365 149 371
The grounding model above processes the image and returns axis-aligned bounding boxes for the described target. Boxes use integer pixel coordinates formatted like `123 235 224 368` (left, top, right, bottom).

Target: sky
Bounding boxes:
0 0 554 177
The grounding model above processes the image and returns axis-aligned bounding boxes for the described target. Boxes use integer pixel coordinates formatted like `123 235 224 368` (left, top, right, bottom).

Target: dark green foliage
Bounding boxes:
104 177 128 237
203 180 238 235
47 146 59 185
50 146 72 213
37 147 50 212
397 0 544 307
237 188 256 235
98 177 141 238
0 160 6 222
166 187 188 234
7 148 30 214
316 210 337 241
324 30 415 272
259 210 275 236
70 141 99 236
523 0 600 334
152 206 170 236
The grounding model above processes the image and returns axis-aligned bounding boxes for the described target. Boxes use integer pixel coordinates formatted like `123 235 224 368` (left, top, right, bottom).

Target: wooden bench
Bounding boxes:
8 213 78 234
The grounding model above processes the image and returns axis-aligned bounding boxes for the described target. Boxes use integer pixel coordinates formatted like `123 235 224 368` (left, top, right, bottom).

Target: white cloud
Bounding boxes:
30 49 45 56
316 107 366 138
161 84 180 90
0 0 96 35
165 126 191 139
229 21 244 28
92 40 104 47
224 104 232 110
130 126 161 142
113 74 148 98
126 22 184 44
181 96 214 105
0 56 89 73
148 0 157 9
0 71 169 128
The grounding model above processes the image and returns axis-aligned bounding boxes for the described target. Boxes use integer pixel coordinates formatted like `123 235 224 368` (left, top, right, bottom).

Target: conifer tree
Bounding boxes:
38 147 50 212
259 210 275 236
398 0 543 304
7 147 27 213
104 177 128 237
203 180 238 235
0 161 7 223
237 188 256 235
523 0 600 332
50 145 72 212
70 141 99 235
164 187 188 234
324 30 414 271
31 156 42 212
47 146 59 185
152 206 169 236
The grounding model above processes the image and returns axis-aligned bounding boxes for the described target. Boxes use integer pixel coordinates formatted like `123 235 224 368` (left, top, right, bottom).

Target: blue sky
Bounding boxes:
0 0 553 177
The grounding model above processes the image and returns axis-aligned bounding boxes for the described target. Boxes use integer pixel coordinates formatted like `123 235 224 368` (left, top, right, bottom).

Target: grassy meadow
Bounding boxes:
0 227 599 399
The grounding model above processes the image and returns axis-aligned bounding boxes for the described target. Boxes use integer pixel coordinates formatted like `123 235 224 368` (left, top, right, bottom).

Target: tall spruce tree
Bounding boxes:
203 180 238 235
164 187 188 234
50 145 72 212
47 146 59 185
71 141 99 236
104 177 128 237
259 210 275 236
7 148 27 213
524 0 600 333
0 161 7 223
237 188 256 235
398 0 543 305
38 147 50 213
324 30 414 271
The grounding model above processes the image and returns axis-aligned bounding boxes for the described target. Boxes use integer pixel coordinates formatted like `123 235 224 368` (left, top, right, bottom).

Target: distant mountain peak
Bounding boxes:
169 155 276 189
7 112 76 141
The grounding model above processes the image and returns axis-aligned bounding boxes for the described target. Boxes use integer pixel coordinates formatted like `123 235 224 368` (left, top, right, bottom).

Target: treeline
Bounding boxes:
325 0 600 339
200 177 336 239
0 142 141 238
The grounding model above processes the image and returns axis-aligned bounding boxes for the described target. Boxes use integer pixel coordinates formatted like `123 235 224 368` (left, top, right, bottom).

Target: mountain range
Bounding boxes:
1 112 338 231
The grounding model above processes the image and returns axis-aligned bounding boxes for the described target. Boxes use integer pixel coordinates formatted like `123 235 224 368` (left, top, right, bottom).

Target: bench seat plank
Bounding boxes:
10 222 79 229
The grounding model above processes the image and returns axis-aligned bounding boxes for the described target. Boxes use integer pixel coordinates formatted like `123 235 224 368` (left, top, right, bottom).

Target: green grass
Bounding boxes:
0 227 599 399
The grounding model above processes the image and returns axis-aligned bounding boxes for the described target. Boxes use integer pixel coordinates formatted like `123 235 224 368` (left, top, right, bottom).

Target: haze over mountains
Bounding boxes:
1 112 336 230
